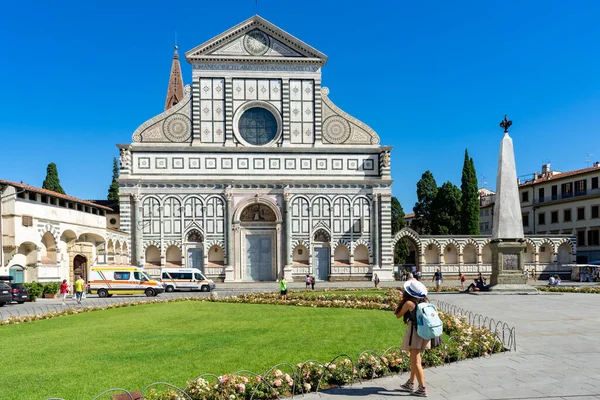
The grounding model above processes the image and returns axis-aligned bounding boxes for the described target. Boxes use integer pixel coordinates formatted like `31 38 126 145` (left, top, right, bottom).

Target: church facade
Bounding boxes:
118 16 393 281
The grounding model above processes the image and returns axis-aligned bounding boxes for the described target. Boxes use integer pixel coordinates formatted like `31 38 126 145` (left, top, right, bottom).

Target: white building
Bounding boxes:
0 180 129 283
479 163 600 263
117 16 394 282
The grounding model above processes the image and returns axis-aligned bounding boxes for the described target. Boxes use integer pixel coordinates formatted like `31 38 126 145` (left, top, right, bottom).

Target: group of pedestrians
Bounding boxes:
59 276 86 305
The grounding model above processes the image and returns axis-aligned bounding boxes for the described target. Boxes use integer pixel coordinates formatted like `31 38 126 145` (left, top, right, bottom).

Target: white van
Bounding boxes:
160 268 216 292
89 266 165 297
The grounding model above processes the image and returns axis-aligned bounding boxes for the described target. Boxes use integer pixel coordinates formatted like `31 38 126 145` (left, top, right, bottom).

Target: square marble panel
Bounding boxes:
347 159 359 170
238 158 249 169
172 158 184 169
363 159 374 170
332 159 343 170
205 158 217 169
316 159 327 170
269 158 281 169
300 158 311 170
221 158 233 169
138 157 150 169
285 158 296 170
155 157 167 169
189 158 201 169
253 158 265 170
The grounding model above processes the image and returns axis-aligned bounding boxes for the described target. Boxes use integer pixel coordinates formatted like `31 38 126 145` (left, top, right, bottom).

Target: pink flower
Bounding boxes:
241 376 249 383
237 383 246 393
274 379 282 387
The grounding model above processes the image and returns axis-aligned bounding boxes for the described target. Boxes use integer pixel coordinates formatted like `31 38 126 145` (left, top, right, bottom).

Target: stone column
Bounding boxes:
372 194 379 269
224 193 234 281
132 194 144 267
283 192 293 278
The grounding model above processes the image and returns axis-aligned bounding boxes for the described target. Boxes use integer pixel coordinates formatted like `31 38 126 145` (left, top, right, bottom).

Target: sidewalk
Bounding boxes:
298 292 600 399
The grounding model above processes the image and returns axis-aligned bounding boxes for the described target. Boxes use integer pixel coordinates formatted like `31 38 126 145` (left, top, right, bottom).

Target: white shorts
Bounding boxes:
435 280 441 286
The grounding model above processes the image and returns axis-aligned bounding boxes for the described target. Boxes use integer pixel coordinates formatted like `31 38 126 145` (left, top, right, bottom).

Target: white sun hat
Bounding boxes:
403 279 428 299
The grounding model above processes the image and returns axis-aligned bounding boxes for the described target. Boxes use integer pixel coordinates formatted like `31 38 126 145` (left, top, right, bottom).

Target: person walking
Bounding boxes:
74 275 85 304
374 273 380 289
305 274 311 290
395 280 430 397
279 276 288 300
432 268 443 292
458 273 466 291
60 279 70 306
310 275 315 290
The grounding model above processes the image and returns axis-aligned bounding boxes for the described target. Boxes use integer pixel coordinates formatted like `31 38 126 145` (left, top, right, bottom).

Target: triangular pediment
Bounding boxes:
185 15 327 65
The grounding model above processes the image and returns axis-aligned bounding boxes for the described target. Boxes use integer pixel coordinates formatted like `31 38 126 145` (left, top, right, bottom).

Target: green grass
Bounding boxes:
2 302 407 400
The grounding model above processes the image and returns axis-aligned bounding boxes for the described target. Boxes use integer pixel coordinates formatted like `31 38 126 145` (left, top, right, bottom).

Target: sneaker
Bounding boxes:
412 386 427 397
400 380 414 391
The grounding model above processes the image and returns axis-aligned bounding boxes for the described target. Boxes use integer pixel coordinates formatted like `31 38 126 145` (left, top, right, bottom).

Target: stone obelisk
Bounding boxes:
489 115 534 291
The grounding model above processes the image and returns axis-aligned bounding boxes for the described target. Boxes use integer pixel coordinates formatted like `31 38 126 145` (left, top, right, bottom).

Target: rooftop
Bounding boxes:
519 163 600 187
0 179 113 212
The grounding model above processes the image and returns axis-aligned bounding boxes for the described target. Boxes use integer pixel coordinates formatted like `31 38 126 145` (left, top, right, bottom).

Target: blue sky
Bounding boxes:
1 0 599 212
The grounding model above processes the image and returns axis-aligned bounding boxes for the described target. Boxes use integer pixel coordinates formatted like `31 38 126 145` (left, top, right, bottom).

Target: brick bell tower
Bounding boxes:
164 46 185 111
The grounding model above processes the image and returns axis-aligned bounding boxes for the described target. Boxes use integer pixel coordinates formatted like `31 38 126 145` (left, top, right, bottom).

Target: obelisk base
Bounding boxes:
490 240 537 292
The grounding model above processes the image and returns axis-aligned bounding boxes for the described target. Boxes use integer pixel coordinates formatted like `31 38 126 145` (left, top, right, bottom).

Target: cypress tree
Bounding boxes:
460 149 480 234
107 157 120 201
42 162 66 194
413 170 438 234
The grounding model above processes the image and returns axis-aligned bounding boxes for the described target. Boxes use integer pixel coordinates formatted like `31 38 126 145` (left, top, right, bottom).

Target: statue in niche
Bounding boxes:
313 229 331 242
119 147 131 169
187 230 203 243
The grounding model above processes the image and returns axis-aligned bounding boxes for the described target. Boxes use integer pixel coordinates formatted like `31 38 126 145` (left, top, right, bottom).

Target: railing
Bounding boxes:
533 187 600 204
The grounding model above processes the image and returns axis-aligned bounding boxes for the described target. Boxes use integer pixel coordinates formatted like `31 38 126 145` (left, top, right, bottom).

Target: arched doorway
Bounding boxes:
73 254 88 282
185 230 204 272
238 202 279 281
9 265 25 283
313 229 331 281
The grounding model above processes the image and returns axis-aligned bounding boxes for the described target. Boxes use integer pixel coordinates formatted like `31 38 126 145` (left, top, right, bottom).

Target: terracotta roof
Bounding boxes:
519 165 600 187
0 179 113 211
405 213 415 218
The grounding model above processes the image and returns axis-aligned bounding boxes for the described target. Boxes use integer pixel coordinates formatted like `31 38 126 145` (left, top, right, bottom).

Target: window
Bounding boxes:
522 213 529 227
564 209 572 222
114 271 131 280
577 231 586 246
592 177 599 190
588 229 600 246
521 191 529 202
538 188 545 203
592 206 599 219
561 182 573 198
22 216 33 227
163 272 193 280
551 211 558 224
538 212 546 225
238 107 278 145
109 218 117 225
195 273 204 280
41 195 48 203
575 179 587 196
551 185 558 200
17 191 25 199
577 207 585 220
28 192 36 201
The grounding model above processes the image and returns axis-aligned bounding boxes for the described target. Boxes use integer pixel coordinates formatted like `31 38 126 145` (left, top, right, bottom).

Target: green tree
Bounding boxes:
391 197 410 264
42 162 65 194
107 157 120 201
431 181 462 235
460 149 480 234
413 171 437 234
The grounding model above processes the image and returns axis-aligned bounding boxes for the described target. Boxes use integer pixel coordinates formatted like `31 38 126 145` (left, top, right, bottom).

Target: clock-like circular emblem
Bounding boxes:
243 29 270 56
163 113 192 143
322 116 351 144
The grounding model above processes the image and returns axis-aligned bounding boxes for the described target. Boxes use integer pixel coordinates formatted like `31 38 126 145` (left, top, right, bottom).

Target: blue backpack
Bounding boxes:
416 302 443 340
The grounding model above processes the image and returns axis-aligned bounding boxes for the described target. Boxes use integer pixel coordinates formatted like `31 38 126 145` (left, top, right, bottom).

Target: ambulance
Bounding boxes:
88 266 165 297
160 268 216 292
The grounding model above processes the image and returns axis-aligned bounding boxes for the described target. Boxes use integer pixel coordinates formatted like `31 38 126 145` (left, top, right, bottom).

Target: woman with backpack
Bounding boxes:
394 280 430 397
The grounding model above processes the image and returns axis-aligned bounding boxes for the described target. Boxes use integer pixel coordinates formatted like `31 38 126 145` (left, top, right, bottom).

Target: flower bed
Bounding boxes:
537 286 600 294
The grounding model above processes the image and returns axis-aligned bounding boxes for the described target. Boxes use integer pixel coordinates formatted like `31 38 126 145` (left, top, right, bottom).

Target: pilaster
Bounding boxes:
282 79 290 145
224 77 234 145
224 191 234 281
132 194 144 266
371 194 379 269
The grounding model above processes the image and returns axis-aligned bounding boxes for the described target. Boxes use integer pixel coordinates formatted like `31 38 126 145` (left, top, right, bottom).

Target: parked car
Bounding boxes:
0 282 11 307
10 283 29 304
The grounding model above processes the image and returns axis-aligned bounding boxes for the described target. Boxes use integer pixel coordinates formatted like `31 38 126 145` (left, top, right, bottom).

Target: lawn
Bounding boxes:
2 301 407 400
